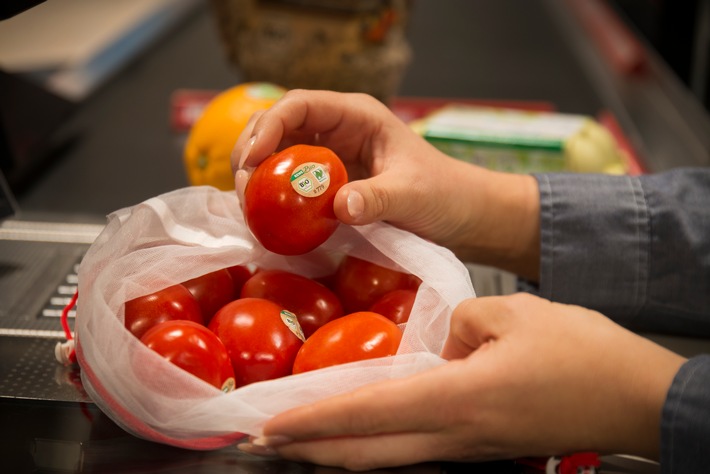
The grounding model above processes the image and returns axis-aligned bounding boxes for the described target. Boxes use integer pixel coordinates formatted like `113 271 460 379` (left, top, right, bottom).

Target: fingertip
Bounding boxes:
235 169 251 206
237 441 279 458
335 186 366 225
440 296 517 360
346 189 365 220
252 434 293 448
231 110 264 171
335 178 393 227
238 136 257 170
232 109 286 171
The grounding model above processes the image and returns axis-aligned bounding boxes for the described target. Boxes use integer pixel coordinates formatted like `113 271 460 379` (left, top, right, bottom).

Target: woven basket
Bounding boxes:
209 0 413 103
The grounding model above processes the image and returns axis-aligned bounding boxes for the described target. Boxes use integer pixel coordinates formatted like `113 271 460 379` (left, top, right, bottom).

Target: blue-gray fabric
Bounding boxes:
534 168 710 474
661 354 710 474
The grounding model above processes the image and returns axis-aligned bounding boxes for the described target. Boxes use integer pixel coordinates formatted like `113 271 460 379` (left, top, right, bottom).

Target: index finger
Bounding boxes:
259 361 460 444
234 89 391 170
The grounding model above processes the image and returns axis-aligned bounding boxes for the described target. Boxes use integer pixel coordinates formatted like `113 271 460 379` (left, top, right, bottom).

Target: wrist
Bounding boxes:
453 168 540 280
601 336 686 460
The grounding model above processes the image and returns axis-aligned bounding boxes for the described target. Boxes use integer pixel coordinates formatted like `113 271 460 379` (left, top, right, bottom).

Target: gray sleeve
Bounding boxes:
533 168 710 336
661 355 710 474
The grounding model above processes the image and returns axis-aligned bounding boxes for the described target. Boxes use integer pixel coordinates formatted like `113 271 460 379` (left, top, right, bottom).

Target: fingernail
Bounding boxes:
235 169 250 204
238 136 257 169
346 190 365 220
237 442 279 457
252 435 293 447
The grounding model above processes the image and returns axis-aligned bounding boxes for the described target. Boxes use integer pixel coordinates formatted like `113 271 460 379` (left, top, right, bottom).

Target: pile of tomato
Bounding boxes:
125 255 420 393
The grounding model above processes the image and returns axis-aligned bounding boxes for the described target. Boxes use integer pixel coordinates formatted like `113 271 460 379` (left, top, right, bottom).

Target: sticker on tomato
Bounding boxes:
221 377 236 393
291 162 330 197
280 310 306 342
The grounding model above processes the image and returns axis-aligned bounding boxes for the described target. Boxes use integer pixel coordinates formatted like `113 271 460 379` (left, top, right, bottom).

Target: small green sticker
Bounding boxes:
290 162 330 197
221 378 236 393
246 83 286 101
280 310 306 342
290 169 305 182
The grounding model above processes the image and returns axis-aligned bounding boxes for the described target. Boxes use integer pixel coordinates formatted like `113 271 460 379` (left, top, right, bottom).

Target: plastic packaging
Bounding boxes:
411 104 626 174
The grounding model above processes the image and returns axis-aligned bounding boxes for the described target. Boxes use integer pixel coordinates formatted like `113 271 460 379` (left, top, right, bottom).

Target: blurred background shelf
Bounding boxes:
0 0 201 101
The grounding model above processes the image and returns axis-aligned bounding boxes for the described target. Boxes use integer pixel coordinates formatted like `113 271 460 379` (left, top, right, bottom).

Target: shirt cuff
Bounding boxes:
661 355 710 474
534 173 650 326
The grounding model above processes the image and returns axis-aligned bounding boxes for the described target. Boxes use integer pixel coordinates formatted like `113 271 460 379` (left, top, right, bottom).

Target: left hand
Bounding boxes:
238 293 685 471
231 90 541 279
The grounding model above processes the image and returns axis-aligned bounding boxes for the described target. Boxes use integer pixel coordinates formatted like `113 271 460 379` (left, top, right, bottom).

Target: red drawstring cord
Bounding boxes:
61 290 78 341
55 290 78 365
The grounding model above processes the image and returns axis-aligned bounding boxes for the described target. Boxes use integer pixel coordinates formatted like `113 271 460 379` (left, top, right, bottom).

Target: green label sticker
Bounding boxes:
290 162 330 198
221 378 236 393
245 83 286 100
280 310 306 342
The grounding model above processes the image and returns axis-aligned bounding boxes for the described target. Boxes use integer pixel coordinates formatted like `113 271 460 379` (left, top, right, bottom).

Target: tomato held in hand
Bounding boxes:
243 144 348 255
208 298 305 387
369 289 417 325
292 311 402 374
140 320 236 392
182 268 236 324
240 269 344 338
124 284 203 339
334 255 421 313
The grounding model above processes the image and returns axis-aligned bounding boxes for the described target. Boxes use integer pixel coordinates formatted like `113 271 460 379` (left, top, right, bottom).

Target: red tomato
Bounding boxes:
369 289 417 325
333 255 421 313
293 311 402 374
225 264 256 296
182 268 236 324
240 269 344 338
208 298 304 387
140 320 236 392
314 271 337 291
124 284 203 339
243 144 348 255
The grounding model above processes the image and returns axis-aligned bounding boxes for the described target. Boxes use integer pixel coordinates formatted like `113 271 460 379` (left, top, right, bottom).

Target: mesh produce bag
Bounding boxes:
76 186 475 449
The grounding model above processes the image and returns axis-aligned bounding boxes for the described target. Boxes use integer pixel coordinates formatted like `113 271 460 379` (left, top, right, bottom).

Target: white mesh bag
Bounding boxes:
76 186 475 449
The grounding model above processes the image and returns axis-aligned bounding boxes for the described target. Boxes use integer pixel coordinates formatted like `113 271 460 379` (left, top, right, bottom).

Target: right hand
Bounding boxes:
232 90 541 279
241 293 686 470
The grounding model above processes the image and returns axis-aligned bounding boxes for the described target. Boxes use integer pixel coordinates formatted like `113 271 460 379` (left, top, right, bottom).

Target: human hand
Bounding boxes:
238 293 685 471
232 90 540 279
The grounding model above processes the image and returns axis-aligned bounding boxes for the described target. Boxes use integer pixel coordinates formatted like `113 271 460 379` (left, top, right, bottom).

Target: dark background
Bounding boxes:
609 0 709 110
1 0 708 220
3 0 705 220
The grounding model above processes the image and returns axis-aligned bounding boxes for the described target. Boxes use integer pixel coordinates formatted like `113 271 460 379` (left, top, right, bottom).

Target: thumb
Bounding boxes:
440 296 517 360
334 174 408 226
